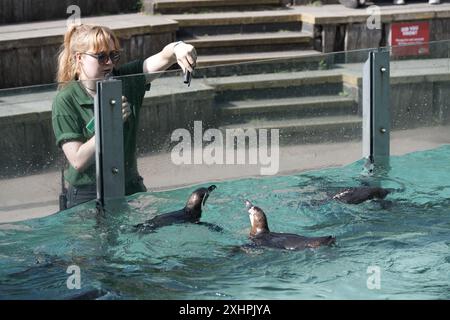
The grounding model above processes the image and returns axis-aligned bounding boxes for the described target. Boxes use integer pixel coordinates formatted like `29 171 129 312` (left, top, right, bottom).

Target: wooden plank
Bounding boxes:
430 18 450 41
83 0 96 16
130 35 143 62
345 23 382 51
2 49 19 89
0 0 142 24
102 0 120 13
0 0 4 24
22 0 32 23
321 25 336 53
141 33 174 58
3 0 15 24
54 0 71 21
150 33 175 55
40 45 59 84
428 19 450 59
120 38 131 64
12 0 24 24
17 47 38 87
142 34 153 58
0 50 4 88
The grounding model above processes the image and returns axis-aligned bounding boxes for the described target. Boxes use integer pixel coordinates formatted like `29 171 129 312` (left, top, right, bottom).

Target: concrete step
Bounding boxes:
197 49 324 67
205 69 344 101
168 8 316 75
0 14 177 48
219 115 362 144
153 0 284 14
193 50 328 78
183 31 313 54
167 9 302 37
219 95 356 122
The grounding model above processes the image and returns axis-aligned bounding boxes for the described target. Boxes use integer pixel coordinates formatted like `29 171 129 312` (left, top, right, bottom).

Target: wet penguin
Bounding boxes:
134 185 220 232
245 200 336 250
331 187 390 204
297 174 397 206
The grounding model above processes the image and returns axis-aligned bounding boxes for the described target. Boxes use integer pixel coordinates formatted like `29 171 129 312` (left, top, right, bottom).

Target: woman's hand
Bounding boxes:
142 41 198 82
173 42 197 74
122 96 132 122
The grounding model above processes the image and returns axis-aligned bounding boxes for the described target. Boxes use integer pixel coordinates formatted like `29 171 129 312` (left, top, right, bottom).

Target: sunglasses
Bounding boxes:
82 51 121 64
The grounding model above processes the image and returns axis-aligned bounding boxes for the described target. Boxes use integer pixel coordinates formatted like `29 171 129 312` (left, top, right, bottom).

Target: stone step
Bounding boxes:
205 69 344 101
219 95 356 122
197 49 324 67
168 8 315 75
166 9 301 27
219 115 362 144
206 69 343 90
183 31 313 54
153 0 284 14
193 50 328 78
0 14 177 48
177 20 303 38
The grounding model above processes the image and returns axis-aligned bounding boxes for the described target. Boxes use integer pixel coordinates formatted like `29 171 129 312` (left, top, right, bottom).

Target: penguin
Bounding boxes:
331 187 390 204
134 185 221 232
245 200 336 250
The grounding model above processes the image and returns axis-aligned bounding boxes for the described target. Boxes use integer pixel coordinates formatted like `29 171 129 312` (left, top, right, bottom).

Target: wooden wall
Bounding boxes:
0 31 175 89
0 0 140 24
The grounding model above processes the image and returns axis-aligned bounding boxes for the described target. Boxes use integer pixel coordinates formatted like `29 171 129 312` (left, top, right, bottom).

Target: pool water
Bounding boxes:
1 145 450 300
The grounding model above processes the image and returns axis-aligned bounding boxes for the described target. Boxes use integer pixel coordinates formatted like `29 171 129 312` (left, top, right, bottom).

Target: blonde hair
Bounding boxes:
56 24 121 89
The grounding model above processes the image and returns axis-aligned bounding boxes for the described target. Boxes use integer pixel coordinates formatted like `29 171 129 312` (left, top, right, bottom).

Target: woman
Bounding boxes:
52 24 197 209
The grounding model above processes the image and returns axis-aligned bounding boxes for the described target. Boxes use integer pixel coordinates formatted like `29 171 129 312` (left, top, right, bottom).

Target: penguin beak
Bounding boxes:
245 200 253 210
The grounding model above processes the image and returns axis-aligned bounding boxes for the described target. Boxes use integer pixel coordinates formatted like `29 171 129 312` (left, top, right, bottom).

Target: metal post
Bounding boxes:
362 49 390 174
94 79 125 212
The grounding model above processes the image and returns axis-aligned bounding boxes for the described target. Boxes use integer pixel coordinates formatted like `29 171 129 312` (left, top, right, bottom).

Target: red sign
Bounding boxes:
390 21 429 57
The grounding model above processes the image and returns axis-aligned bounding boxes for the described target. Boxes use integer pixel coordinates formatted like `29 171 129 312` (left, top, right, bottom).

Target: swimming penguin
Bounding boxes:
134 185 220 232
331 187 390 204
297 174 399 206
245 200 336 250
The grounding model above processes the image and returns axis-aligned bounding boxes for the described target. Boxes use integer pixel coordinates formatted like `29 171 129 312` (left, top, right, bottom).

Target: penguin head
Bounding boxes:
186 185 216 214
245 200 270 236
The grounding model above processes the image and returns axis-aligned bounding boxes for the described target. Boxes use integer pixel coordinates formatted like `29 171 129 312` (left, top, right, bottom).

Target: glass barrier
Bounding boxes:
1 40 450 300
1 40 450 223
0 83 62 222
389 40 450 156
127 50 369 192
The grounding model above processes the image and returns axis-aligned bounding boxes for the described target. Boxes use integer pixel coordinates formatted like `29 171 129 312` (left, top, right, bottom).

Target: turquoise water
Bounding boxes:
1 145 450 299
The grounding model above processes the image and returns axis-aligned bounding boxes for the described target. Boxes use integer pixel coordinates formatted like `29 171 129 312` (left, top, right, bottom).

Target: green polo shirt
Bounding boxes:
52 60 150 195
